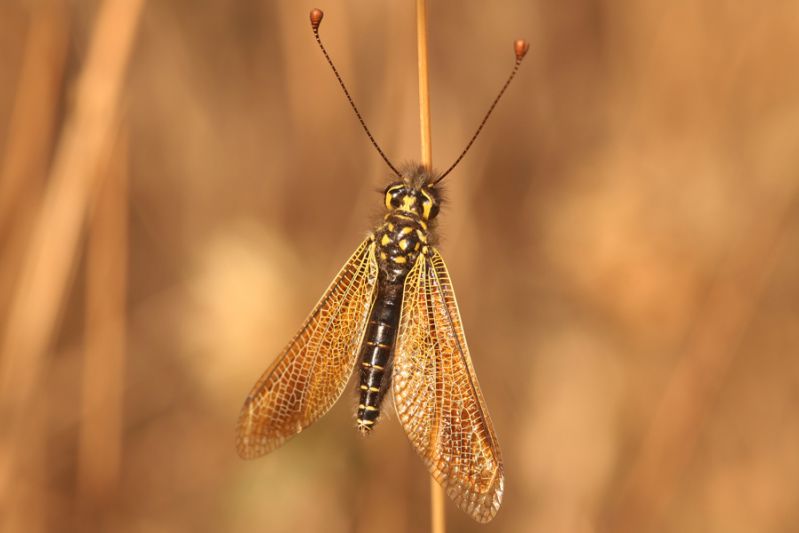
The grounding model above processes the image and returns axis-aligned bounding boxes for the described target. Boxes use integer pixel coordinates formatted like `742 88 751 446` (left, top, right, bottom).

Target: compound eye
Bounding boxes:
420 189 439 219
390 192 402 208
385 186 403 210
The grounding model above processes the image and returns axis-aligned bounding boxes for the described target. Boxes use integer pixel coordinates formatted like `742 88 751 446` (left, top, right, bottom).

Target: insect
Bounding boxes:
236 8 528 524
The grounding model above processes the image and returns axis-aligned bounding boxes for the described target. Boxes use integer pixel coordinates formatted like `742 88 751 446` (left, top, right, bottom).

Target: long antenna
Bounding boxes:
310 9 401 177
434 40 529 184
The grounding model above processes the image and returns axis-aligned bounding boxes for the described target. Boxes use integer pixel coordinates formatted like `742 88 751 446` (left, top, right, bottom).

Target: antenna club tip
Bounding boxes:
514 39 530 61
310 8 324 30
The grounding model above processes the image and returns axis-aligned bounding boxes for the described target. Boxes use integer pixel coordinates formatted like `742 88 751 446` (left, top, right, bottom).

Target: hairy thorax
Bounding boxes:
374 212 429 284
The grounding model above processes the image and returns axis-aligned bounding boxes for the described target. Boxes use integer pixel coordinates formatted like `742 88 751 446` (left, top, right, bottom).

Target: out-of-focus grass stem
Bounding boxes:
0 0 146 517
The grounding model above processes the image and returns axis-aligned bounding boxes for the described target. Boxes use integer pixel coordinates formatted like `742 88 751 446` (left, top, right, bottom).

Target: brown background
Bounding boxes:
1 1 798 532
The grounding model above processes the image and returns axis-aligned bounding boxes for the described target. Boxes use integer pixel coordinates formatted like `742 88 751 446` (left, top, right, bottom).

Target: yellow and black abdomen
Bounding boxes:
356 281 402 433
356 215 429 432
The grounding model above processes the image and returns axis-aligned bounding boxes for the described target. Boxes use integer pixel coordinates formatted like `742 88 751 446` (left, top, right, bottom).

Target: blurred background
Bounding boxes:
1 1 798 532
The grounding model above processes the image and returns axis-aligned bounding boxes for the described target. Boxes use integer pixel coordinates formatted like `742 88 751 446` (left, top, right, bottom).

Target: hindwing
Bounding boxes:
236 238 378 458
392 248 504 523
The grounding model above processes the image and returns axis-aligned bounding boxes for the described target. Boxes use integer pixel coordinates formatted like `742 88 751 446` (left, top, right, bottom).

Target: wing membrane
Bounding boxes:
236 239 378 458
393 249 504 523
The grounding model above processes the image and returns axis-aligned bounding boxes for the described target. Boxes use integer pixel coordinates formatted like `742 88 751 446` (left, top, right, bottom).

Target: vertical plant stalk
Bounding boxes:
0 7 69 529
417 0 433 170
77 124 129 508
0 0 69 342
415 1 444 532
0 0 146 510
0 0 69 242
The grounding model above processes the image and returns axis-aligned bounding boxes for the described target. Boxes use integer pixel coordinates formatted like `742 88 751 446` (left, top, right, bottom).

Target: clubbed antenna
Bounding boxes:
435 39 530 184
309 9 401 177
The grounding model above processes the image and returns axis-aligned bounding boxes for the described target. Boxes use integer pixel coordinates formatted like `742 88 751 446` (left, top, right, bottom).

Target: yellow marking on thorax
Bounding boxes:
385 212 426 229
380 234 391 246
393 256 407 264
389 212 414 222
399 239 410 251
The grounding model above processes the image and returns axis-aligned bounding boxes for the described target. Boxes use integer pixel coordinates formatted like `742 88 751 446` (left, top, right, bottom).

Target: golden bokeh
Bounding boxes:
1 1 798 532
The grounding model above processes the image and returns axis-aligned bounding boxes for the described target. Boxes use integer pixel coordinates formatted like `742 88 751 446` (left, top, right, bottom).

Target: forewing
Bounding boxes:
393 249 504 523
236 239 378 458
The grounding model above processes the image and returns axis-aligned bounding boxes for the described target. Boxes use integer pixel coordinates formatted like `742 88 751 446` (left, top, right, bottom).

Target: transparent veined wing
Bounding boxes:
236 238 378 458
392 248 504 523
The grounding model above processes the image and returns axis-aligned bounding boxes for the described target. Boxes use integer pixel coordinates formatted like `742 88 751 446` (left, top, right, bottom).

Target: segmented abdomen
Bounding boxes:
356 281 402 432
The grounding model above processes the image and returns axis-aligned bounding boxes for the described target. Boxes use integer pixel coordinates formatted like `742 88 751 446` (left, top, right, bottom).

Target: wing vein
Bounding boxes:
301 244 372 413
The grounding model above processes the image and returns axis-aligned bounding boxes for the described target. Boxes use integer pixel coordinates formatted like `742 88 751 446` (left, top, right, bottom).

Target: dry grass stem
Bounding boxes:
417 0 433 170
416 1 445 532
77 124 129 507
0 0 146 514
0 1 69 324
